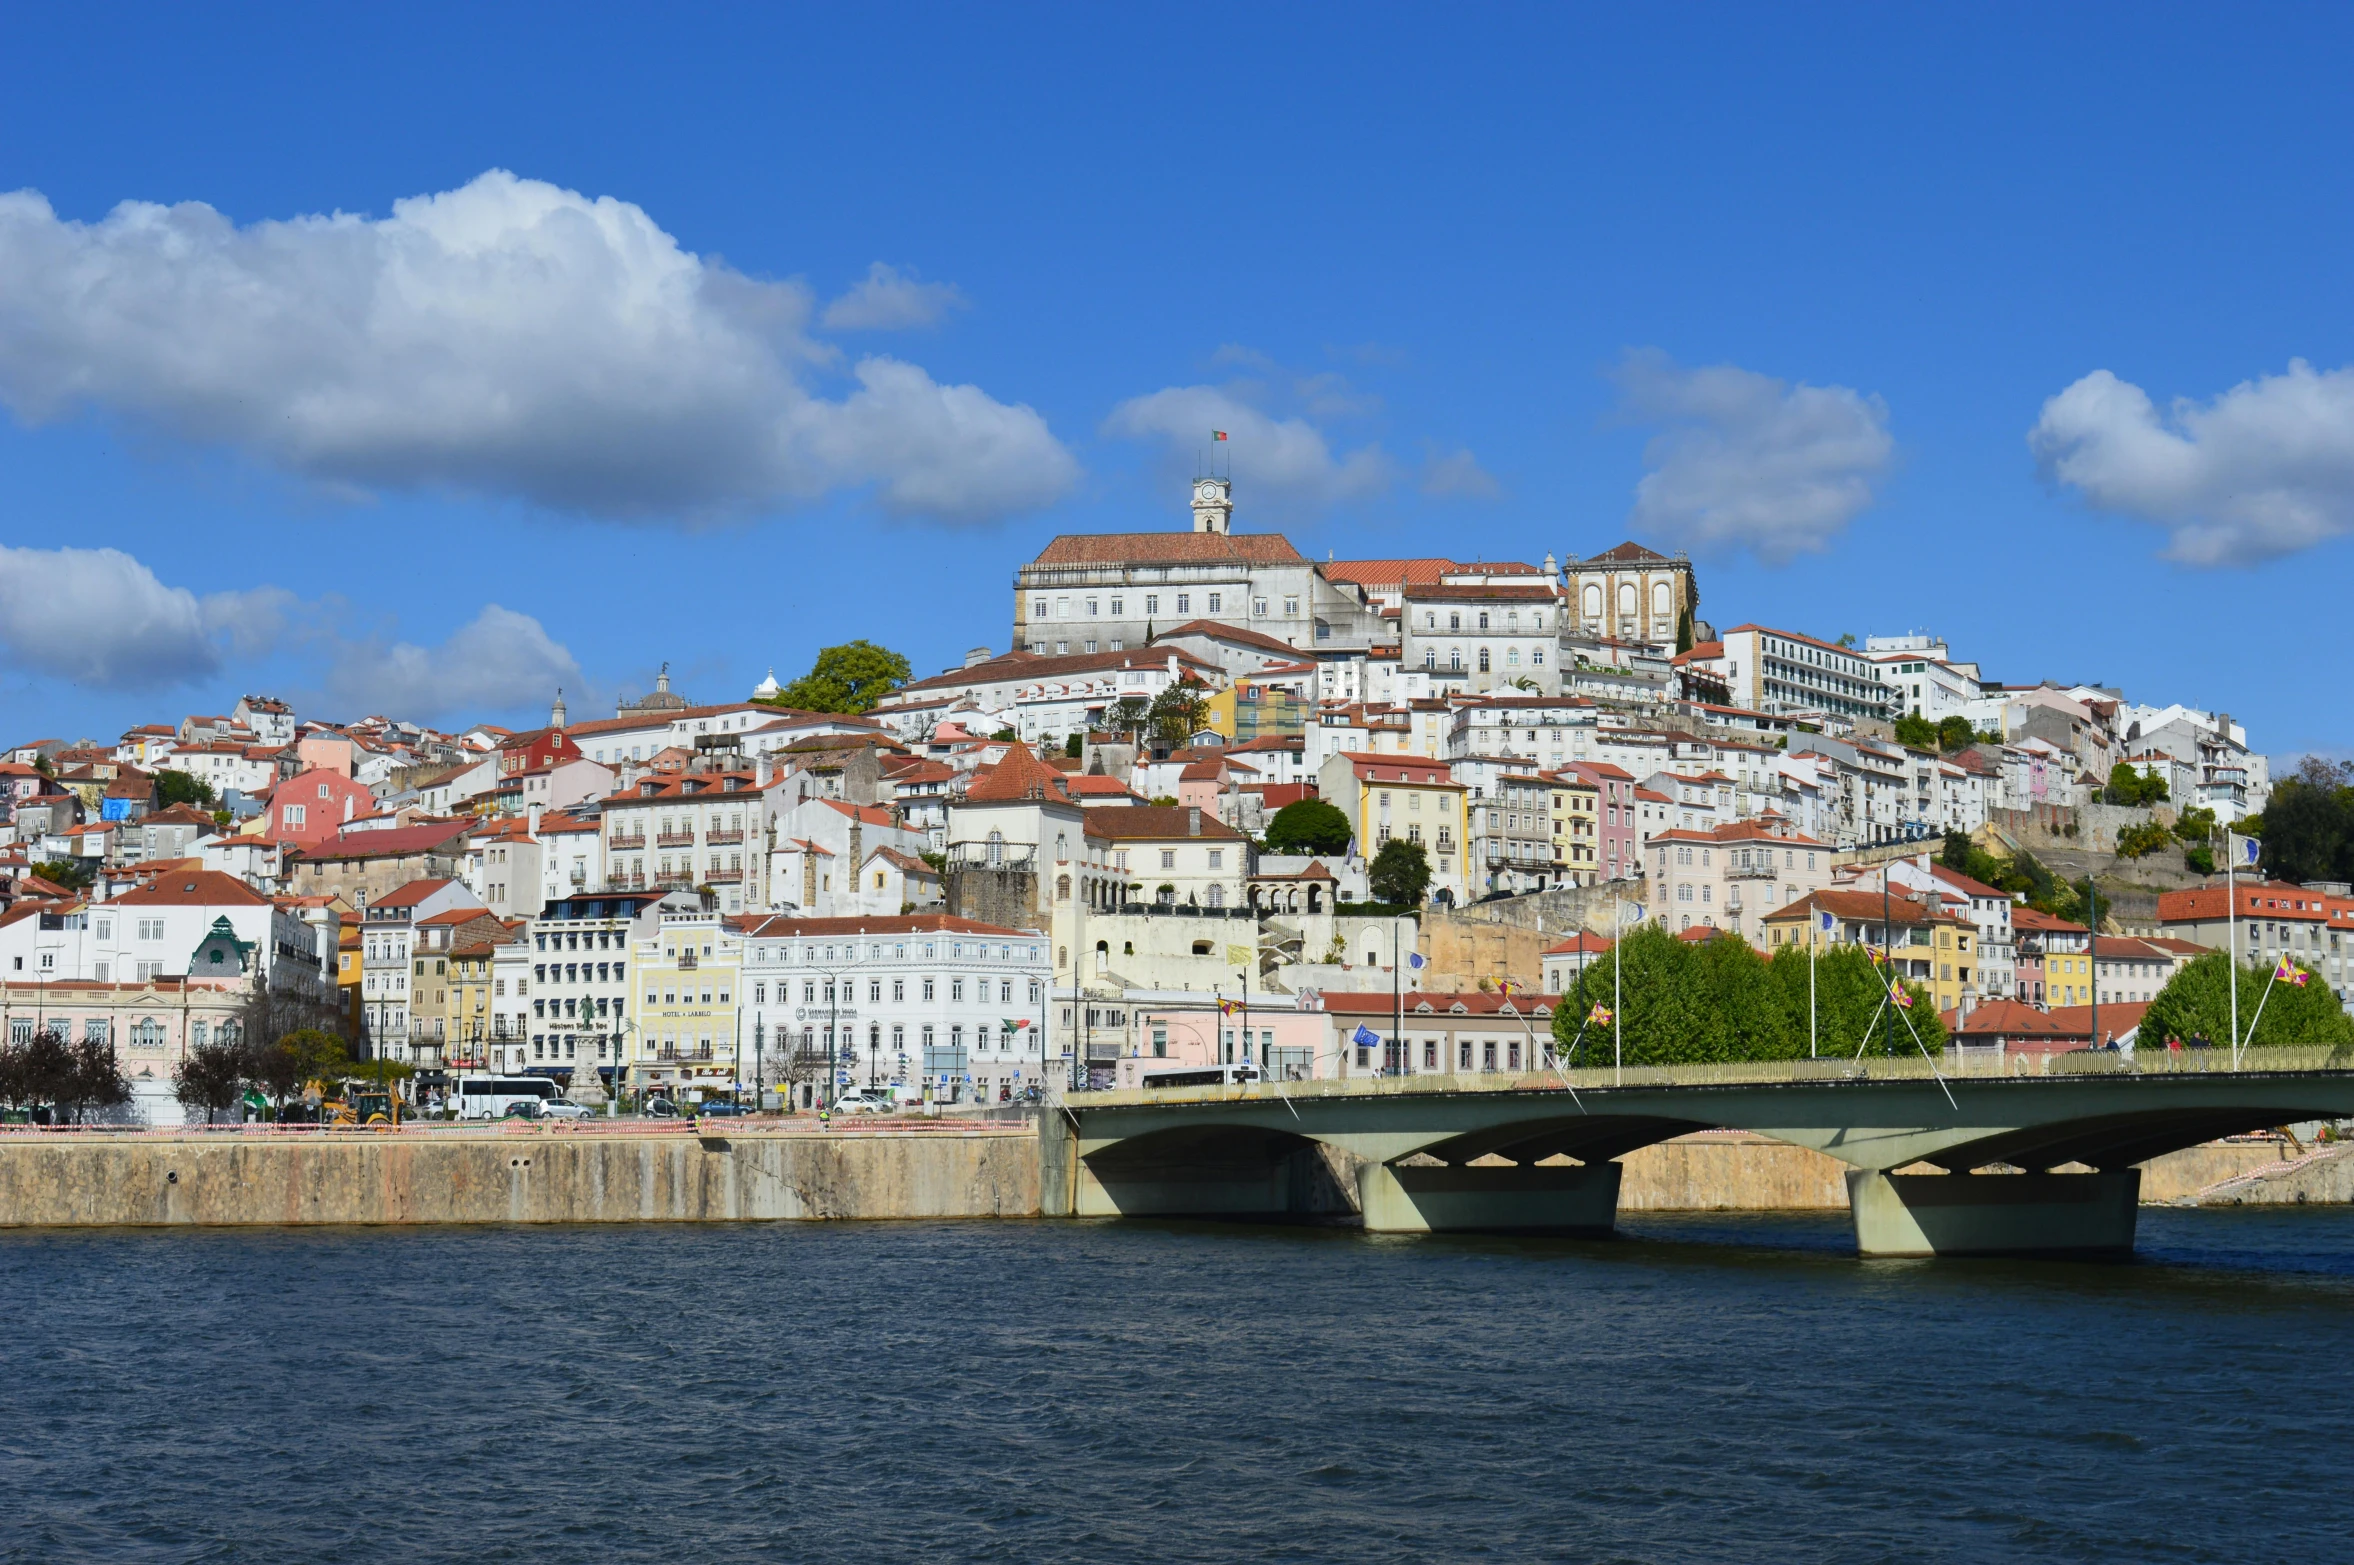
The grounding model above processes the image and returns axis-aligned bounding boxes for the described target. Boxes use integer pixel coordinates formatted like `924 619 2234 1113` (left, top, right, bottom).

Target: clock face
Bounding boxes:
1196 482 1221 502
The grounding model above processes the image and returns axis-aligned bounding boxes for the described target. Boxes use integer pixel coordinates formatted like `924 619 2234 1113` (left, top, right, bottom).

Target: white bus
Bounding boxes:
1138 1063 1261 1091
452 1075 561 1120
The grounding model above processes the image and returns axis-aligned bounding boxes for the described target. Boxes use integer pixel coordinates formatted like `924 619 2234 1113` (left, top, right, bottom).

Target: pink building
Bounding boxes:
1557 760 1638 880
265 769 377 848
1118 1002 1334 1085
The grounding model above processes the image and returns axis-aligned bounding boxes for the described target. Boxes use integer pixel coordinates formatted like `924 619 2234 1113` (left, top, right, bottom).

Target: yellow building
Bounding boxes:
1315 751 1470 905
624 910 743 1097
1762 888 1978 1014
1542 770 1601 885
1204 677 1310 743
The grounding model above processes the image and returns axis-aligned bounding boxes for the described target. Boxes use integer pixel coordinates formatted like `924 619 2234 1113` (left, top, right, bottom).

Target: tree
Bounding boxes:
57 1036 129 1124
2247 757 2354 885
1549 926 1941 1069
175 1039 249 1124
765 640 912 714
2115 821 2172 859
1935 715 1977 752
1064 733 1084 759
1675 607 1694 655
155 769 216 809
2142 951 2354 1050
1263 798 1353 857
2102 762 2168 807
32 858 95 891
1146 675 1212 747
1104 697 1150 740
1368 839 1432 907
1893 714 1938 751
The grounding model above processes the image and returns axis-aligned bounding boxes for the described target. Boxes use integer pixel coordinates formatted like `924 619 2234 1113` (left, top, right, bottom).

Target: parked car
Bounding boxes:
830 1088 893 1115
693 1100 753 1117
641 1097 682 1119
538 1099 594 1121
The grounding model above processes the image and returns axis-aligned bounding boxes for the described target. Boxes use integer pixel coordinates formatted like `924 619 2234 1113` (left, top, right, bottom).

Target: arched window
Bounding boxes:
1618 582 1636 617
1506 647 1520 666
1652 581 1671 618
1583 584 1602 619
1206 885 1225 908
1423 647 1436 669
1449 612 1462 631
1056 874 1071 900
986 829 1004 868
191 1022 208 1048
1478 647 1491 672
1450 647 1463 671
1477 611 1490 630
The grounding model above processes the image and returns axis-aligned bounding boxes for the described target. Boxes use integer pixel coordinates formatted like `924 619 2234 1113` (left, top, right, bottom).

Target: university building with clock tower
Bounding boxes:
1010 476 1385 660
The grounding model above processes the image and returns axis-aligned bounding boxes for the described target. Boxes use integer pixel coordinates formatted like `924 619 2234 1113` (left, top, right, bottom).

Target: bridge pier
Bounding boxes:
1358 1159 1622 1236
1846 1169 2141 1258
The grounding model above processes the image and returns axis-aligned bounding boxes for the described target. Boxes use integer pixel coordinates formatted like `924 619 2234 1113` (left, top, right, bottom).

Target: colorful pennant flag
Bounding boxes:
1891 985 1914 1010
2274 957 2298 982
1587 1004 1613 1026
1217 998 1238 1016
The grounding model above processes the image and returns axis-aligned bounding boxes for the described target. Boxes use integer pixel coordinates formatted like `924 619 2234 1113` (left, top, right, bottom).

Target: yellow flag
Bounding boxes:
1226 944 1253 966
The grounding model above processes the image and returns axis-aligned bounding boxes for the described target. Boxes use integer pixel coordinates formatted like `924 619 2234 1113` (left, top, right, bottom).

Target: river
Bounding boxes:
3 1208 2350 1562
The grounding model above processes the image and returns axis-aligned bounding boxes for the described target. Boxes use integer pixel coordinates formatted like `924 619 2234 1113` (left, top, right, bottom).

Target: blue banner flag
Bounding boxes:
1351 1024 1382 1047
1406 951 1426 970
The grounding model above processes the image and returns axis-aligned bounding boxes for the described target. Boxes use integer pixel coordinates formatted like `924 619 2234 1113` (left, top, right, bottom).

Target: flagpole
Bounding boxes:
1392 917 1401 1078
2226 824 2240 1064
1809 917 1818 1060
1612 893 1622 1084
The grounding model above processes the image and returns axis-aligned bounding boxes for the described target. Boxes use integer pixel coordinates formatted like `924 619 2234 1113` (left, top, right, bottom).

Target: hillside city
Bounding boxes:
1 478 2337 1118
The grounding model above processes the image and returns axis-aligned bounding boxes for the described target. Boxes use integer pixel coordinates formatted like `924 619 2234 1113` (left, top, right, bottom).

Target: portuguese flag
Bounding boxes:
1212 430 1228 441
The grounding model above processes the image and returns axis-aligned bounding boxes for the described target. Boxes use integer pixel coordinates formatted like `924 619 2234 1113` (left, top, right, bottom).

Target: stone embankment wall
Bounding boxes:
0 1127 1039 1227
0 1127 2320 1227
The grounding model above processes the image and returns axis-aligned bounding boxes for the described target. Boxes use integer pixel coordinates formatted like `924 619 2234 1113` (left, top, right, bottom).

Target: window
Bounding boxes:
1160 850 1176 869
1145 594 1159 615
1207 593 1221 612
1032 598 1047 619
1253 597 1268 617
285 804 306 827
1175 593 1190 613
1207 849 1223 869
1478 647 1491 672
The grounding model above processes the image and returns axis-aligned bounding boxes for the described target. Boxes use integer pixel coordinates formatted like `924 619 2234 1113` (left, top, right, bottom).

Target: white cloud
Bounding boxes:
0 545 290 689
1104 385 1394 516
820 262 966 331
1614 349 1893 564
0 172 1074 522
324 605 582 722
1420 446 1501 500
2029 360 2354 564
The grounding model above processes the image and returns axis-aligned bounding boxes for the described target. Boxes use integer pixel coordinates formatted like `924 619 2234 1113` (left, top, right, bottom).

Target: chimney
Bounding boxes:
1188 807 1201 836
756 753 773 788
964 646 994 668
527 803 541 836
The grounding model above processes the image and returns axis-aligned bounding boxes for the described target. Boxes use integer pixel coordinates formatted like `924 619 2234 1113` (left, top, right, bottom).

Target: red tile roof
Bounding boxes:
1029 532 1306 567
732 913 1038 938
1085 805 1246 842
1320 558 1461 590
371 878 462 908
110 869 269 907
963 741 1076 805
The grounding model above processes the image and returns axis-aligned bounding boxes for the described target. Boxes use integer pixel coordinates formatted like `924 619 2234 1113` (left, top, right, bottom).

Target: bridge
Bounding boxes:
1048 1051 2354 1256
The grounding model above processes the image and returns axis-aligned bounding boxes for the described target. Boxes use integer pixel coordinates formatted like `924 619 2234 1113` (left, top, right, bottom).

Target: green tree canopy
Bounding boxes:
32 858 95 892
766 640 912 714
1264 798 1353 857
1894 713 1939 750
155 769 216 808
1146 676 1212 746
1368 839 1431 906
2248 757 2354 885
1936 715 1978 751
2103 762 2169 806
175 1039 248 1124
1549 924 1943 1068
2141 950 2354 1051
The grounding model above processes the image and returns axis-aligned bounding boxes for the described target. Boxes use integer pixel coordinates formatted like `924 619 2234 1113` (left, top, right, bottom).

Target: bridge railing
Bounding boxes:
1072 1044 2353 1106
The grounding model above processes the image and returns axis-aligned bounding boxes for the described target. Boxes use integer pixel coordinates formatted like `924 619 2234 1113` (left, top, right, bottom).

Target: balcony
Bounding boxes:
946 844 1038 871
1725 859 1783 879
608 834 646 851
706 829 743 845
703 868 743 883
654 869 698 888
656 831 697 848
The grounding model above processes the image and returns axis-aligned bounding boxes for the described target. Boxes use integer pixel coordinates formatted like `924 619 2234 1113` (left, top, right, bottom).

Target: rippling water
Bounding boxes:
4 1208 2352 1562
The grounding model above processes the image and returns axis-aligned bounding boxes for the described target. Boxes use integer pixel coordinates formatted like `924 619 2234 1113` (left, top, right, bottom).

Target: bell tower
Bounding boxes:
1191 475 1233 534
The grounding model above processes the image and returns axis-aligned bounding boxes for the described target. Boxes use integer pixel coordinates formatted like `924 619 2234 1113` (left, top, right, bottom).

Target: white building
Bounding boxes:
737 914 1051 1107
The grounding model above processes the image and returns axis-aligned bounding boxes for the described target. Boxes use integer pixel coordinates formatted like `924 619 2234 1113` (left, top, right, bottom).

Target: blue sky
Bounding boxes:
3 4 2350 759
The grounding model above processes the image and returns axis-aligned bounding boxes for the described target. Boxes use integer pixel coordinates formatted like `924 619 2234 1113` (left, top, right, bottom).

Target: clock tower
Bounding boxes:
1190 475 1233 534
